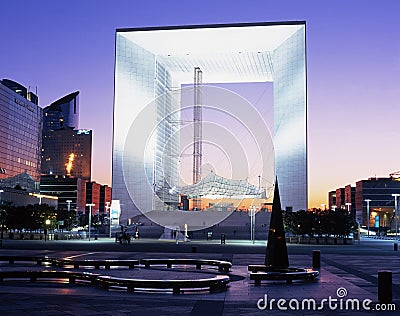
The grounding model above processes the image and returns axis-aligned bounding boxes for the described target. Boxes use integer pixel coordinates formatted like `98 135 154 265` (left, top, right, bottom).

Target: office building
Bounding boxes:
40 175 87 213
0 79 42 193
41 128 92 180
86 181 100 214
41 92 92 180
43 91 79 132
99 185 112 215
40 175 112 217
329 176 400 232
85 182 112 215
113 22 307 225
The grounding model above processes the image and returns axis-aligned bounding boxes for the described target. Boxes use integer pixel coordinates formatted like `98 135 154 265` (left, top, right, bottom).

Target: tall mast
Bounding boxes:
193 67 202 185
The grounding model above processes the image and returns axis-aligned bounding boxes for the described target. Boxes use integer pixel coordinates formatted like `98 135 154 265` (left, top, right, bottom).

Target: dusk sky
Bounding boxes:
1 0 399 208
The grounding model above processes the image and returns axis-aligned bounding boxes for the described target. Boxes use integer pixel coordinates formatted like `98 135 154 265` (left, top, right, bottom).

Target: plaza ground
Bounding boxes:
0 237 398 315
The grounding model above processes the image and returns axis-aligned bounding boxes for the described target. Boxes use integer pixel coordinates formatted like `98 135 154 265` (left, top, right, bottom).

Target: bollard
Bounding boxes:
378 271 392 303
220 234 226 244
394 243 398 251
312 250 320 268
191 246 197 253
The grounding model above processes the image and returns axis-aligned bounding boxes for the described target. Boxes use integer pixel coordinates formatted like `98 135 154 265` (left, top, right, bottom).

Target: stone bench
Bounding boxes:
248 264 270 273
0 270 99 284
249 267 319 285
96 274 230 294
0 255 58 266
59 259 139 269
140 258 231 273
0 256 139 270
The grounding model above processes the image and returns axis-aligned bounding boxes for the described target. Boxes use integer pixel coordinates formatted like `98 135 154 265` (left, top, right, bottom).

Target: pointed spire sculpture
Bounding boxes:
265 177 289 268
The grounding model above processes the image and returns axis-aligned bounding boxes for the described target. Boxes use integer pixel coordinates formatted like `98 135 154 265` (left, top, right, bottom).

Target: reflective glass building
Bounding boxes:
41 91 92 181
0 79 42 192
43 91 79 133
41 128 92 180
113 22 307 224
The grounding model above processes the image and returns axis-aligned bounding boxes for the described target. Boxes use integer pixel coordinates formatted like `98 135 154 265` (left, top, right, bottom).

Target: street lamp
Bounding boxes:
66 200 72 212
37 194 43 205
45 219 51 242
345 203 352 213
86 203 95 241
249 205 257 244
66 199 72 226
392 194 400 239
365 199 371 237
105 201 111 238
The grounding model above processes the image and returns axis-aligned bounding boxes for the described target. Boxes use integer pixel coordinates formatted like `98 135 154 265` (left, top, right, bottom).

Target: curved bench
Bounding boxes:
140 259 231 273
0 270 99 284
0 256 139 270
0 255 58 266
0 256 230 273
97 274 230 293
249 267 319 285
59 259 139 269
0 270 229 294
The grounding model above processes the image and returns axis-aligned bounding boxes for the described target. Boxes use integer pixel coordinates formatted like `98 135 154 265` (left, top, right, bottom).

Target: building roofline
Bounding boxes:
45 91 79 109
1 79 27 91
116 21 306 33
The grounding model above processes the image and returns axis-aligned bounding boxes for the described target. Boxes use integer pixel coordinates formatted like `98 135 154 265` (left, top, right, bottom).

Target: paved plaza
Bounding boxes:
0 238 398 315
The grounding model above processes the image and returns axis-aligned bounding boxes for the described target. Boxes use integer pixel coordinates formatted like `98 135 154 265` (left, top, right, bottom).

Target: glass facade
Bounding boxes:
41 129 92 180
113 22 307 225
43 91 79 133
273 27 307 212
0 80 42 192
113 36 180 221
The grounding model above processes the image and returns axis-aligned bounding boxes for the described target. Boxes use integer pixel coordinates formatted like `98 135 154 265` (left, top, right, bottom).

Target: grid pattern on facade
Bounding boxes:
0 82 42 192
113 22 307 224
41 129 92 180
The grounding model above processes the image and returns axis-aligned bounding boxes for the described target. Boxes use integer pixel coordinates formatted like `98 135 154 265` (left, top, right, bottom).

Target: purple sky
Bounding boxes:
1 0 399 207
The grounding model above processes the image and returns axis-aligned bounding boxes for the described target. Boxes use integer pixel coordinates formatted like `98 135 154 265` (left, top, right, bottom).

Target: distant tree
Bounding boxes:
283 208 355 237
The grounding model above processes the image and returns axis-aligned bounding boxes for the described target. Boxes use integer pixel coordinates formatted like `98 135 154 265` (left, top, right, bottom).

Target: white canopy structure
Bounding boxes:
177 172 262 199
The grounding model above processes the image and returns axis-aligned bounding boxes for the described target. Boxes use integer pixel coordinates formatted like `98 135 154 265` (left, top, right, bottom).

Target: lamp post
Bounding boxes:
37 194 43 205
45 219 51 242
105 201 111 238
392 194 400 239
0 189 4 204
345 202 352 213
66 200 72 212
66 199 72 227
365 199 371 237
249 205 257 244
86 203 95 241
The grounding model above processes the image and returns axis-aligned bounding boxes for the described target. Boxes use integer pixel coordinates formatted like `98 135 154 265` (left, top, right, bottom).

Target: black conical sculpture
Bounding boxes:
265 177 289 268
248 177 319 284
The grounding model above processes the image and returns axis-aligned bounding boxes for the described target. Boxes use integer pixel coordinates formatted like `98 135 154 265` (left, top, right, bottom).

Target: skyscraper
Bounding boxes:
0 79 42 192
41 128 92 180
41 92 92 180
43 91 79 132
